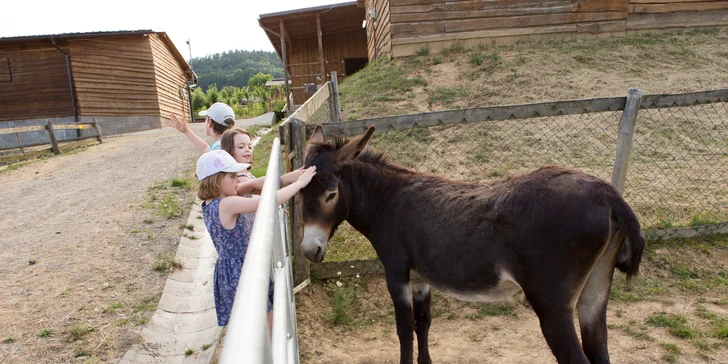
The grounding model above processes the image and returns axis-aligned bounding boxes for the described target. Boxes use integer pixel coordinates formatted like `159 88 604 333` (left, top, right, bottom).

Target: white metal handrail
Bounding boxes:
220 138 300 364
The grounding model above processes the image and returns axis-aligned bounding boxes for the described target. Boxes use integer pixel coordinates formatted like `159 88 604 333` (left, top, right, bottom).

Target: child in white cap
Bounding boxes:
170 102 236 152
196 150 316 328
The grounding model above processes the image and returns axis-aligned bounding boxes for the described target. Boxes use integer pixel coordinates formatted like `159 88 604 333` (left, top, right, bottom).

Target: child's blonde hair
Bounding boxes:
197 172 229 200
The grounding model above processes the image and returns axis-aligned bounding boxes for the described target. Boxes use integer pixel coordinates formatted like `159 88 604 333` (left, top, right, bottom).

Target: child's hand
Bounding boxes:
295 166 317 187
168 114 188 133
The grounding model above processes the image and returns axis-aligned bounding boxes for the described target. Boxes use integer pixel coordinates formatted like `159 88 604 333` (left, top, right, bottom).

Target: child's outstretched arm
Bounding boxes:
236 176 265 196
168 113 210 153
221 166 317 216
236 166 306 196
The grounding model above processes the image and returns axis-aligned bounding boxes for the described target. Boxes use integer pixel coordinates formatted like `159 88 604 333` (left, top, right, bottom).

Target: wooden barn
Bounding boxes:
0 30 196 148
360 0 728 57
259 2 368 106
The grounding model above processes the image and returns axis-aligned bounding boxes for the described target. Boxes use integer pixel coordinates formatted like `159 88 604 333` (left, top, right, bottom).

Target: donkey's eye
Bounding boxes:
325 192 337 203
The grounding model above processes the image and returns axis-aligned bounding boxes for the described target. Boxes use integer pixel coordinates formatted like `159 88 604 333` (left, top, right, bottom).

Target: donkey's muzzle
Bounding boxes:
302 226 329 263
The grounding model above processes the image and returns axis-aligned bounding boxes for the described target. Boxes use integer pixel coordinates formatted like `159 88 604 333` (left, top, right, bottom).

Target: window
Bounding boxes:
0 57 10 82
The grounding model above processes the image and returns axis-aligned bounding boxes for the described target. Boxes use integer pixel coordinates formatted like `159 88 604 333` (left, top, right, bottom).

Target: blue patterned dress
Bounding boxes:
202 197 274 326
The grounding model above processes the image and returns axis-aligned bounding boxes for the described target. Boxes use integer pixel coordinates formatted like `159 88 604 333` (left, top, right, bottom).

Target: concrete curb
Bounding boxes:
119 122 278 363
119 203 222 364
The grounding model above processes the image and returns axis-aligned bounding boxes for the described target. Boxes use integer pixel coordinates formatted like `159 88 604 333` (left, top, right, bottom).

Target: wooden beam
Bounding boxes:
316 13 326 83
279 19 293 54
280 19 292 111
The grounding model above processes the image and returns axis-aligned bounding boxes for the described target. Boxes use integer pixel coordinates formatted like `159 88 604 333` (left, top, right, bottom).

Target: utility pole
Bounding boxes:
186 39 193 69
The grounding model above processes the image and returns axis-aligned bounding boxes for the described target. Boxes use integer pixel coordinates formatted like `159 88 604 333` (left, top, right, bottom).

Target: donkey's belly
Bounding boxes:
432 271 524 303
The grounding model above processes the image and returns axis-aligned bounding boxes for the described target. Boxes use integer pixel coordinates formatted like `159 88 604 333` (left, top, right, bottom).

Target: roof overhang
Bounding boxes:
0 30 197 83
258 2 364 59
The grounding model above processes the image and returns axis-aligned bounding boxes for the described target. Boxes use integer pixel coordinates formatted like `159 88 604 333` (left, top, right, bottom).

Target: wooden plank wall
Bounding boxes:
288 31 368 105
627 0 728 30
149 34 190 122
0 43 73 122
364 0 393 59
381 0 728 57
69 35 160 116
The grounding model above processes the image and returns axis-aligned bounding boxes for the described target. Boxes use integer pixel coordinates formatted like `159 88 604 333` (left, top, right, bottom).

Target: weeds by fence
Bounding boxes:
282 85 728 282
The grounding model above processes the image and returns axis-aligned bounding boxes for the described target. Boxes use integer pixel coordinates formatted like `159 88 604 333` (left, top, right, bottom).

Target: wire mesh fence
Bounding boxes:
627 102 728 233
289 88 728 276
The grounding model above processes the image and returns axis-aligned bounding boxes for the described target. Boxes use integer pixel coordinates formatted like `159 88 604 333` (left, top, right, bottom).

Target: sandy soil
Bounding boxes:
296 242 728 364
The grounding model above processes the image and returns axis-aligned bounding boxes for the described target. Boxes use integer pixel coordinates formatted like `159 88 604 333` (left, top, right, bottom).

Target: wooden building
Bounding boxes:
0 30 196 147
359 0 728 58
259 2 368 106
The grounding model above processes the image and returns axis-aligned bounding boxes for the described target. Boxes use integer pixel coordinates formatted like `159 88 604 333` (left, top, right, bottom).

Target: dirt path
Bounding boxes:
0 125 208 363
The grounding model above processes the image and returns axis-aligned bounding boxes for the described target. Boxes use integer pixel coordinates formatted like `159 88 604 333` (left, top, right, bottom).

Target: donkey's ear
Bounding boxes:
309 124 325 144
334 126 375 165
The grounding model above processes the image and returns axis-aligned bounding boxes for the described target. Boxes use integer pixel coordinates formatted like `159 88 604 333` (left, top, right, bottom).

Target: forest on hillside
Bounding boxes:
190 49 284 90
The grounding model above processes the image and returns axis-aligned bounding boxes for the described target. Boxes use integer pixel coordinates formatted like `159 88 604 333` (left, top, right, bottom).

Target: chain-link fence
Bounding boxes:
628 102 728 239
288 88 728 280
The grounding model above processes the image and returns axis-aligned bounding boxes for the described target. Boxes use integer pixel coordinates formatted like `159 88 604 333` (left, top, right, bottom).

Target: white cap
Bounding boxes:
199 102 235 125
196 150 251 181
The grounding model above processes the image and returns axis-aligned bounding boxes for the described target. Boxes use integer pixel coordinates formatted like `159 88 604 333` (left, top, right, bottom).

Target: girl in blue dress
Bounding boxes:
196 150 316 327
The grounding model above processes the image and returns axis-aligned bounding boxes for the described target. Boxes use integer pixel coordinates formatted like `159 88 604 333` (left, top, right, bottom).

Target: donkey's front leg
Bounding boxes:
412 277 432 364
385 269 414 364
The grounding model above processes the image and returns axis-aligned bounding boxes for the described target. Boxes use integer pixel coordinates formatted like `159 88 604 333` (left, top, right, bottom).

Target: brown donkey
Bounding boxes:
300 125 645 364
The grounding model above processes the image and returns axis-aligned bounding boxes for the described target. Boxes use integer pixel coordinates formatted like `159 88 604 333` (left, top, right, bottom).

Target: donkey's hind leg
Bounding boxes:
411 277 432 364
530 302 589 364
576 233 623 364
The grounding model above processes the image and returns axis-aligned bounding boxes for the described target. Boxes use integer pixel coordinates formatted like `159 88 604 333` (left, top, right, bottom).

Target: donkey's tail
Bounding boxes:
611 195 646 280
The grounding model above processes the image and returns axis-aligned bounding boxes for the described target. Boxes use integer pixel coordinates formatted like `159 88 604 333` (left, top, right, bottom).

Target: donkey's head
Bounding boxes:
300 125 375 263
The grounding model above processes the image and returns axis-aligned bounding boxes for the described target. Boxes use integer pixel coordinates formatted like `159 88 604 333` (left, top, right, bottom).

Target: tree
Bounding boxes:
206 84 219 105
191 88 207 113
248 73 274 88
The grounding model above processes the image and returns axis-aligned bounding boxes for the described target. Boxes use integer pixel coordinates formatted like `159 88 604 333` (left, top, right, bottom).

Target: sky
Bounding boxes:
0 0 351 60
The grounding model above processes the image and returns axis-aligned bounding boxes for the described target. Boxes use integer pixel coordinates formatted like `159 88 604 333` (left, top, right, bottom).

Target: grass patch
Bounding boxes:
132 296 158 312
427 87 468 106
432 57 442 65
3 337 15 343
170 178 191 189
466 303 517 320
184 224 194 231
39 329 53 338
69 324 94 341
75 348 91 358
326 286 353 326
154 253 182 272
136 317 148 325
690 214 716 227
106 302 124 313
662 342 680 362
116 319 130 326
647 312 698 339
623 325 654 341
470 53 484 66
441 42 466 55
158 194 184 218
202 343 212 351
415 45 430 56
185 348 194 356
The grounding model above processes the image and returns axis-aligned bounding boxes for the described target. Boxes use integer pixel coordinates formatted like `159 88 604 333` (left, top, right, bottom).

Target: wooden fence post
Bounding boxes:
92 118 103 143
46 119 60 155
330 71 342 122
290 118 310 285
15 132 24 154
612 88 642 192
